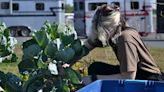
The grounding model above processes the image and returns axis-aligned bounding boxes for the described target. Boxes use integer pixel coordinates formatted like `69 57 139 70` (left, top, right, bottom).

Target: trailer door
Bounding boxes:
125 0 146 33
74 1 86 37
85 1 107 36
157 0 164 33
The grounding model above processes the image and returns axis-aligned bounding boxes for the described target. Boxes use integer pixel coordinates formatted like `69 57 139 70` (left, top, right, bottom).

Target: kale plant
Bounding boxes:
17 22 85 92
0 23 19 92
0 22 18 63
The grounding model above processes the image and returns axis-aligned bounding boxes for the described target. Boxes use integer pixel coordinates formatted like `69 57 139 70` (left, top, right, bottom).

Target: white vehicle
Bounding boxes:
65 13 74 26
0 0 65 37
74 0 154 37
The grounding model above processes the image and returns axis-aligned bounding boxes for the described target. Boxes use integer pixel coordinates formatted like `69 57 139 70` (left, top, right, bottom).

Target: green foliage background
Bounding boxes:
65 4 73 13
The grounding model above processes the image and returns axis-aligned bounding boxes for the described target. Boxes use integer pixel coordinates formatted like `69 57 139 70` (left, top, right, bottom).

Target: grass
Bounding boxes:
0 44 22 76
0 45 164 77
149 48 164 71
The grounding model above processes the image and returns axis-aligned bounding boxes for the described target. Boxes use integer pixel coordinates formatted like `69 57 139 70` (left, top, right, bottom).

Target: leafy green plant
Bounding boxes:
0 71 22 92
17 22 85 92
0 22 19 92
0 23 18 63
0 22 85 92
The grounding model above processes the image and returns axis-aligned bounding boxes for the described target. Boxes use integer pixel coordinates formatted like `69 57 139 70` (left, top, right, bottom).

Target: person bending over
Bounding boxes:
69 4 163 85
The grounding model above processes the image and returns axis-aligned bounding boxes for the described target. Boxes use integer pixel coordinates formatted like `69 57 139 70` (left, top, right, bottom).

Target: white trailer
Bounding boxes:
0 0 65 37
74 0 154 37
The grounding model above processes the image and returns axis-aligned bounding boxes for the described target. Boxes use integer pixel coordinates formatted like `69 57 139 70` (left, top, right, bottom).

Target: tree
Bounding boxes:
65 4 73 13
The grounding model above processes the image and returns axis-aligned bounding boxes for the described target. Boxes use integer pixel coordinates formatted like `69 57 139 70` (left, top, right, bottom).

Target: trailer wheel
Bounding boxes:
9 29 16 37
21 28 30 37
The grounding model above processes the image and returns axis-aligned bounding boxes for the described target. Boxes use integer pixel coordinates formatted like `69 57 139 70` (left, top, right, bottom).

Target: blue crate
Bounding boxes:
77 80 164 92
123 80 155 92
154 81 164 91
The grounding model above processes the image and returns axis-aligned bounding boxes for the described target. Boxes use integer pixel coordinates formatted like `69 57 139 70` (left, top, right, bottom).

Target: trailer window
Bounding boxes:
74 2 77 11
13 3 19 11
36 3 44 10
112 2 120 7
1 2 9 9
62 3 65 10
131 1 139 10
79 2 84 10
88 3 107 11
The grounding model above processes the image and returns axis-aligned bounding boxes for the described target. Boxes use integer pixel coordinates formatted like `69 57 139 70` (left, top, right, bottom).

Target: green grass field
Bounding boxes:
0 45 164 77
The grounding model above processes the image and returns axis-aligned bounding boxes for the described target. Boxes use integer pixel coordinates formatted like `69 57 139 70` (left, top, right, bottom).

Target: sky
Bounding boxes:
66 0 73 6
66 0 156 9
151 0 156 9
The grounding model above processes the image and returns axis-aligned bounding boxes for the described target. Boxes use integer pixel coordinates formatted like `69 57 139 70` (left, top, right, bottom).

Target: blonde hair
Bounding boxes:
91 4 122 46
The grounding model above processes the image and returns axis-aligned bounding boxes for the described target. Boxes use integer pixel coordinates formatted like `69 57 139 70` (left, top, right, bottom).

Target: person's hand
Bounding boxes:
62 63 70 68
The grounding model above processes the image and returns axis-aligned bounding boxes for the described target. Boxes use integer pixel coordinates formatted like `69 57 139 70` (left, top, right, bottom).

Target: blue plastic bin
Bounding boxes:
77 80 164 92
